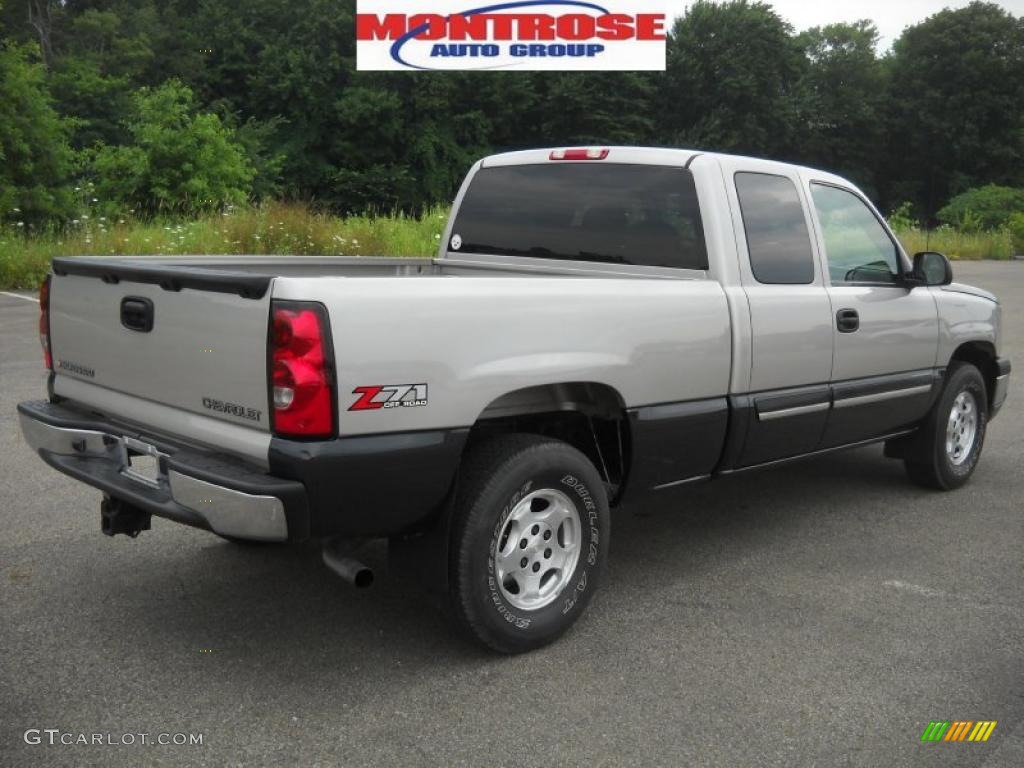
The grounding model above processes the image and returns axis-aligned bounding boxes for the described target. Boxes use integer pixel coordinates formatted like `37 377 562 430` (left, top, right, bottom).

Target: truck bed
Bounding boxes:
53 253 699 296
46 253 728 467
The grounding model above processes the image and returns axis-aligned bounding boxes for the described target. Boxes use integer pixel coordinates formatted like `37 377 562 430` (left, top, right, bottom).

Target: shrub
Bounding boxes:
1009 212 1024 255
936 185 1024 231
887 201 919 231
86 81 254 216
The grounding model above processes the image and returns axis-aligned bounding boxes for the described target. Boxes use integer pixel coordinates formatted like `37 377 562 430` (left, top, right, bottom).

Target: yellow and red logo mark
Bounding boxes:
920 720 997 742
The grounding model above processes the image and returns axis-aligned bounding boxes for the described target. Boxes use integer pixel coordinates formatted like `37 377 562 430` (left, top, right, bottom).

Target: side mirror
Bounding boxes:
910 251 953 287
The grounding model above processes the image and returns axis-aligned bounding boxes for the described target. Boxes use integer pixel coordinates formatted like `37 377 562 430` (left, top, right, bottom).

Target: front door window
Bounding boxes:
811 184 900 285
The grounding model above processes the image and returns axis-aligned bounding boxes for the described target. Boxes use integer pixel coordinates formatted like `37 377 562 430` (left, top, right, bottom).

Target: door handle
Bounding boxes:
836 308 859 333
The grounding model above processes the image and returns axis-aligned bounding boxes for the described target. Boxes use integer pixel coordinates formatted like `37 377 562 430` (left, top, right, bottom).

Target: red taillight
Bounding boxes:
549 148 609 161
39 275 52 370
269 302 335 438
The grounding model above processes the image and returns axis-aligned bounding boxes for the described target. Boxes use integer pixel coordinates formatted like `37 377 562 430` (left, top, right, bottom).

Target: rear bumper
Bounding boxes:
17 400 468 541
991 358 1011 419
18 400 303 541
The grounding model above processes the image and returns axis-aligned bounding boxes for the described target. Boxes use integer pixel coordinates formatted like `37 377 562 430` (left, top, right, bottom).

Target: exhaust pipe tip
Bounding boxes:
322 545 374 588
351 565 374 589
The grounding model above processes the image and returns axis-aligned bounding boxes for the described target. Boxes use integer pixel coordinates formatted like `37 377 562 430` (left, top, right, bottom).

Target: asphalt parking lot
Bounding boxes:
1 262 1022 767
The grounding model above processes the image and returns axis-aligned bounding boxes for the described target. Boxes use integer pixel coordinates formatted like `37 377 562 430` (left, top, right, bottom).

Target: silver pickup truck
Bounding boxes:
18 147 1011 653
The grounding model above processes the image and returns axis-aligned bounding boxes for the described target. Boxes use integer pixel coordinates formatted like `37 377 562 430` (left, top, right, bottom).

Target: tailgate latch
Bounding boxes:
120 296 154 332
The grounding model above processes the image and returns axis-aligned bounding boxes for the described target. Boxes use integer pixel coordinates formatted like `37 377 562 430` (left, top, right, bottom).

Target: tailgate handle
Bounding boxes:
120 297 154 332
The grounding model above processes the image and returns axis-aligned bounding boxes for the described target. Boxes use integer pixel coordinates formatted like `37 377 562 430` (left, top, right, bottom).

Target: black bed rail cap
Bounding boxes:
51 257 272 299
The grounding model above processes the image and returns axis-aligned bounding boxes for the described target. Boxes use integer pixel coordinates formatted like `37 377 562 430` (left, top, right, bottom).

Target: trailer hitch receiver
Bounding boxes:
101 496 152 537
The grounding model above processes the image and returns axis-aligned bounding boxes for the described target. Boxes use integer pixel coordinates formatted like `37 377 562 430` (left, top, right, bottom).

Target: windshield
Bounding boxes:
449 163 708 270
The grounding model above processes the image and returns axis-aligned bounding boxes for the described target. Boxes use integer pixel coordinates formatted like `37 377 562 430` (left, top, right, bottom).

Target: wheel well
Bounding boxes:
950 341 998 409
469 383 630 496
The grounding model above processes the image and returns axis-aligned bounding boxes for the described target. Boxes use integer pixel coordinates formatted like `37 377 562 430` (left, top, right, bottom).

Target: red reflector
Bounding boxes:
269 302 335 438
549 148 609 161
39 275 52 370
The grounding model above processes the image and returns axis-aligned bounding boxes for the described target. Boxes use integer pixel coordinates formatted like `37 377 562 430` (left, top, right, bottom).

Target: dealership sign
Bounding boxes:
356 1 666 71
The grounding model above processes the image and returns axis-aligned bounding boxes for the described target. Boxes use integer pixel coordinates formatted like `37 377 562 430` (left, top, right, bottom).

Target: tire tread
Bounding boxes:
448 434 604 653
904 361 987 491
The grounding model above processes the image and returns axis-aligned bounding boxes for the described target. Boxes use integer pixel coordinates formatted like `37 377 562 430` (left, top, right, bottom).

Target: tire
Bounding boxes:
904 361 988 490
449 434 610 654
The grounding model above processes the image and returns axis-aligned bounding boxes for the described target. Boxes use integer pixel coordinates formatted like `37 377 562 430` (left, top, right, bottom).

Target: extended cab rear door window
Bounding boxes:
449 164 708 270
734 172 815 284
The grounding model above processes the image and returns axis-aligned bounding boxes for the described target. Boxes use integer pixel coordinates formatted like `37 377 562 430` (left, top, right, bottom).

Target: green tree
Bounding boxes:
4 0 1023 227
797 21 886 194
456 72 540 150
390 74 493 211
659 0 806 157
1008 212 1024 252
326 84 415 211
50 57 132 149
884 2 1024 219
531 72 656 147
88 80 253 214
231 115 286 201
49 4 156 149
0 40 76 227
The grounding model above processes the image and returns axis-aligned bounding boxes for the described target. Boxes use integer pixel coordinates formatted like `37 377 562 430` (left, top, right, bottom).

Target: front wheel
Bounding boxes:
449 435 610 654
904 362 988 490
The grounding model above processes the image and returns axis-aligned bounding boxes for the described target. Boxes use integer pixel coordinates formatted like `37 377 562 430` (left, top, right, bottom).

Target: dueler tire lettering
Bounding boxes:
449 434 610 654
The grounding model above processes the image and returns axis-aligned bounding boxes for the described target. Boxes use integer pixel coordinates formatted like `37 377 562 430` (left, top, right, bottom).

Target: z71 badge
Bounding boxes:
349 384 428 411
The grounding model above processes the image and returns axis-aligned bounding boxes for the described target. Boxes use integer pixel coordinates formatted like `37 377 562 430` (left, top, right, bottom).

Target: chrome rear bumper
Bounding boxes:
18 401 300 542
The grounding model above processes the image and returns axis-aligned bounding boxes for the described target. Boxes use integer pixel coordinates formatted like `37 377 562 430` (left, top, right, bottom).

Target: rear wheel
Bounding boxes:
904 362 988 490
449 435 609 653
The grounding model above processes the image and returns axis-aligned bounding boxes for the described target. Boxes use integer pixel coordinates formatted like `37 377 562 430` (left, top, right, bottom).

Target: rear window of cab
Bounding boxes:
449 164 709 270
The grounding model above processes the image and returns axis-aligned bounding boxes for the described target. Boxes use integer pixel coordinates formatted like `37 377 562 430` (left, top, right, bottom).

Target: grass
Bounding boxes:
892 225 1016 261
0 201 449 289
0 203 1018 290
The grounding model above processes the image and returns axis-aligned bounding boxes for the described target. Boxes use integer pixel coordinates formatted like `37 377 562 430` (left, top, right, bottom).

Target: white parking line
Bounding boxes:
882 580 949 599
883 579 1022 616
0 291 39 303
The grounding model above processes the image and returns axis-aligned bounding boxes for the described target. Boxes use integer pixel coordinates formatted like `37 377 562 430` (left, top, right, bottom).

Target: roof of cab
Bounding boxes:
481 146 700 168
480 145 851 187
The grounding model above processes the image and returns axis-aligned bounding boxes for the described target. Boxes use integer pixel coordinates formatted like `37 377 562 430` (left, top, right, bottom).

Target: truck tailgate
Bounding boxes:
48 260 273 438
